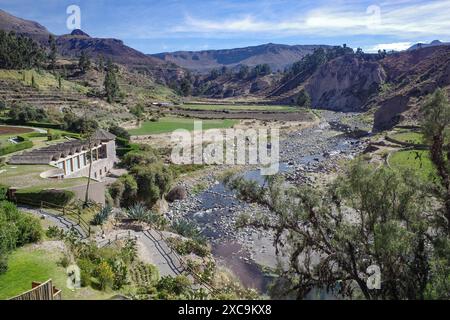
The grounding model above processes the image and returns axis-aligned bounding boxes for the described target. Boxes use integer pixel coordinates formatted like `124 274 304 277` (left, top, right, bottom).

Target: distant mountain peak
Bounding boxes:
70 29 90 37
408 40 449 51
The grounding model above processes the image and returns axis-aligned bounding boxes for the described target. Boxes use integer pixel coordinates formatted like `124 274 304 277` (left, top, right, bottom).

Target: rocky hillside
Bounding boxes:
152 43 330 74
0 9 50 43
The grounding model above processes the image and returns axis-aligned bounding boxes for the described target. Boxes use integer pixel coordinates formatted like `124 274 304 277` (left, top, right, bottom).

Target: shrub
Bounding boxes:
171 219 202 241
91 206 112 226
46 226 65 239
0 184 8 201
109 125 130 141
132 162 173 207
167 237 210 257
93 261 114 290
14 189 75 207
14 214 43 246
0 139 33 156
126 203 151 222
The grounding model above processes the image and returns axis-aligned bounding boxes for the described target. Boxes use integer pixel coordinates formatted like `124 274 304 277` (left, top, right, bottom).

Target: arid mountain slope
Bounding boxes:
152 43 330 73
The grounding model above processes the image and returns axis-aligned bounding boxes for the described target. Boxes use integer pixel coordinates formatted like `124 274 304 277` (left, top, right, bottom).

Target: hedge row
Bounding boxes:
1 119 63 129
0 139 33 156
14 189 75 207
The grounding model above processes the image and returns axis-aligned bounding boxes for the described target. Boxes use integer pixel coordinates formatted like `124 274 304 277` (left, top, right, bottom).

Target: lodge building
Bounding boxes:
8 129 117 180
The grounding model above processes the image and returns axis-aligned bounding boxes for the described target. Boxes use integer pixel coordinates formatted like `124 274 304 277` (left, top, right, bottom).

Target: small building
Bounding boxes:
8 129 117 181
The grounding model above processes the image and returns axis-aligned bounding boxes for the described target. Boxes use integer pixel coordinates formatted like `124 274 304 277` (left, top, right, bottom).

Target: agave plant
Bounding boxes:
126 203 150 222
91 206 112 226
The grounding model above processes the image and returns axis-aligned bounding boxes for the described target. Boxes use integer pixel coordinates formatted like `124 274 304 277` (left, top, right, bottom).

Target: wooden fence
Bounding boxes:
10 279 61 300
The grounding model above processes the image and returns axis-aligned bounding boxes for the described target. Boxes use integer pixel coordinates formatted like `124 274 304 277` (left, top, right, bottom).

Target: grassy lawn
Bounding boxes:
0 164 87 190
389 149 436 181
181 104 298 112
0 245 115 300
390 131 425 145
129 117 238 135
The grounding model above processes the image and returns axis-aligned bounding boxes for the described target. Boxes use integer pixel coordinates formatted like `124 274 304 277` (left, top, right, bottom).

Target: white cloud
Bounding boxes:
173 1 450 38
365 42 414 53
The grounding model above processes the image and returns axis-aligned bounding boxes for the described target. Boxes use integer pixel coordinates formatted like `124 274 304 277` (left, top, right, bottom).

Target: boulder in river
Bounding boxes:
166 186 187 202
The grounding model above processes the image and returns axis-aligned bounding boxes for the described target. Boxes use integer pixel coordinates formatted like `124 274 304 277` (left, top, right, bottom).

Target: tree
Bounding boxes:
104 59 119 103
237 65 250 79
79 113 99 207
78 50 91 73
179 77 192 97
131 162 173 208
297 90 311 108
234 163 449 299
48 34 57 70
0 31 45 70
422 88 450 234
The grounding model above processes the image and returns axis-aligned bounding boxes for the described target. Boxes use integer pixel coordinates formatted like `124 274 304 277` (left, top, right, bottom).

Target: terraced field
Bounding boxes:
128 117 238 135
180 104 298 112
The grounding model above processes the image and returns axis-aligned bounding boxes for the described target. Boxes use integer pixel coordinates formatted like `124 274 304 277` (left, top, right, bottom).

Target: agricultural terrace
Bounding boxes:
179 104 299 112
128 117 238 136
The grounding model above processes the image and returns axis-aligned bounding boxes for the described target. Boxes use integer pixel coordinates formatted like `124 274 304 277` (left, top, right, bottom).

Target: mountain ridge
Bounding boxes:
151 43 331 73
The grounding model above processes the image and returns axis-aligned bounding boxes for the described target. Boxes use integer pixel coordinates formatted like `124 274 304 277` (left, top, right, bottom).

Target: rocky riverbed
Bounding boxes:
166 111 370 293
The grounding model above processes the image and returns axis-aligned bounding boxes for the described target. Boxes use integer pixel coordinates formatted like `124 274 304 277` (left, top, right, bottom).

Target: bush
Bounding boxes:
93 261 115 290
0 184 8 201
132 162 173 207
0 201 43 274
8 104 48 124
0 139 33 156
14 214 43 246
91 206 112 226
109 125 130 141
171 219 202 241
14 189 75 207
46 226 65 239
167 237 210 257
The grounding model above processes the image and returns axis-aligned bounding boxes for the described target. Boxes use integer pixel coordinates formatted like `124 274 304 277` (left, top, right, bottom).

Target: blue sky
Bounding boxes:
1 0 449 53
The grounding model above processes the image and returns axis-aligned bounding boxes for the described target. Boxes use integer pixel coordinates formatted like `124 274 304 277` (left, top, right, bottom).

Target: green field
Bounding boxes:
0 246 114 300
128 117 238 135
181 104 297 112
390 131 425 145
389 149 436 181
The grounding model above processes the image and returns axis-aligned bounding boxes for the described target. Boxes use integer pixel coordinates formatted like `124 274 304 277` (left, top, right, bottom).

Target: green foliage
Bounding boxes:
93 260 114 291
225 176 265 203
171 219 203 242
109 174 138 208
62 110 99 134
104 59 120 103
91 206 112 226
122 148 158 168
0 139 33 156
154 275 191 300
0 31 46 69
109 124 130 141
237 162 449 300
251 64 271 77
45 226 65 239
167 237 210 257
0 201 43 274
131 162 173 207
78 51 91 74
8 104 48 124
0 185 7 201
296 89 311 108
14 189 75 207
48 35 57 70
